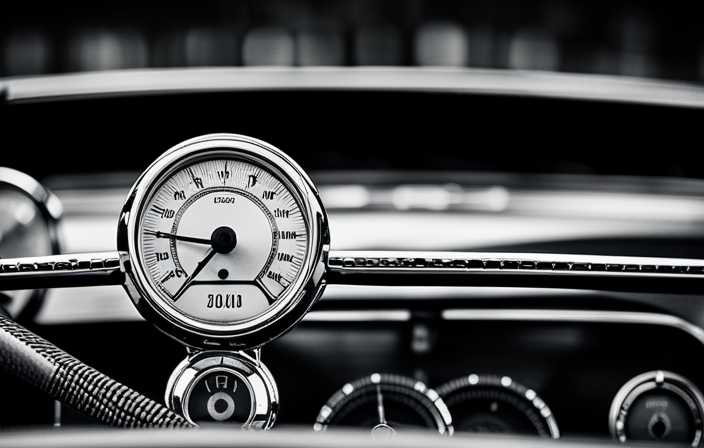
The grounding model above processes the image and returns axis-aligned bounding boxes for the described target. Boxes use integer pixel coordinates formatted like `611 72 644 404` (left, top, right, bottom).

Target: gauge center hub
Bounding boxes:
211 226 237 254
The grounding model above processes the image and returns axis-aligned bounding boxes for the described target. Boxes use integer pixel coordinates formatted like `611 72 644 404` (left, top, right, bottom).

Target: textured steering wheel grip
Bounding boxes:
0 315 193 428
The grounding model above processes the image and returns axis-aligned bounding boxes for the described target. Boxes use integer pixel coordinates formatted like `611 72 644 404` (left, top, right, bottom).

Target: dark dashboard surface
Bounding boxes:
4 307 703 441
3 87 704 182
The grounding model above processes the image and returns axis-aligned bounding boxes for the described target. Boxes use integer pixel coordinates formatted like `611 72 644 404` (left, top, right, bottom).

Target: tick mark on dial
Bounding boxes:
218 269 229 279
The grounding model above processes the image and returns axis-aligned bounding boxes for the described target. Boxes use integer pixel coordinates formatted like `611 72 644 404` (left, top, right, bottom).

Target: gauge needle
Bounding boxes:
171 248 216 302
152 230 211 245
376 385 387 424
372 385 396 441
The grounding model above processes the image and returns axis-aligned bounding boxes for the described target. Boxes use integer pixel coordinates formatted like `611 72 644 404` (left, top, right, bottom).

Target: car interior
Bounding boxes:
2 1 704 447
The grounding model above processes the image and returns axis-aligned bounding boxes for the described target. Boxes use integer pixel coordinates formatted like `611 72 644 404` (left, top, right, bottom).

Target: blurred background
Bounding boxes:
2 0 704 83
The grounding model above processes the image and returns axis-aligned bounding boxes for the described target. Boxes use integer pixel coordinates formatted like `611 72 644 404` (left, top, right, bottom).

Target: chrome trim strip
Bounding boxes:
321 285 600 299
329 250 704 268
303 310 412 322
442 310 704 346
0 251 125 290
5 67 704 109
326 251 704 294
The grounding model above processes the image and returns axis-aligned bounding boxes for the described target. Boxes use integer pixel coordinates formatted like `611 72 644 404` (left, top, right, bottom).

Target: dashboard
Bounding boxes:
2 68 704 447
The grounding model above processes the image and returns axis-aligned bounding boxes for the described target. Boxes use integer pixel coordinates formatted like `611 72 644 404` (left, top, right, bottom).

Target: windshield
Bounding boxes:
2 1 703 83
2 1 704 260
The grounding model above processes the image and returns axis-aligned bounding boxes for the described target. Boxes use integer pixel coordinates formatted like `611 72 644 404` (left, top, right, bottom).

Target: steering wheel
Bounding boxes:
1 133 703 431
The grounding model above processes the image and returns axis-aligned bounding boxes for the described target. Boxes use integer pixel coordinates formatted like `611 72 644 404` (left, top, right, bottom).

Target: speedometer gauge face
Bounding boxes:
139 158 307 322
119 134 328 349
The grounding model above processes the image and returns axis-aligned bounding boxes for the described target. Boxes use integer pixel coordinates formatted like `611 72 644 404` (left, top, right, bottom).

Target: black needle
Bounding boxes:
152 230 211 245
171 248 216 302
168 226 238 302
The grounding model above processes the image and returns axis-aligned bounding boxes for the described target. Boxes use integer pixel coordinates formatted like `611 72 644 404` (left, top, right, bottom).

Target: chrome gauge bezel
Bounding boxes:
0 167 62 320
118 134 329 349
609 370 704 446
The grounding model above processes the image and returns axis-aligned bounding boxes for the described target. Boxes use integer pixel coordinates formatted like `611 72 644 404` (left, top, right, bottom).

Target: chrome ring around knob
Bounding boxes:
165 350 278 429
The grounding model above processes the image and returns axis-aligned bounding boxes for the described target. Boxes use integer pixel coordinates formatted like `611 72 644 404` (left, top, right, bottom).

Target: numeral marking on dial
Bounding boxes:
274 208 290 218
207 293 242 309
277 252 295 263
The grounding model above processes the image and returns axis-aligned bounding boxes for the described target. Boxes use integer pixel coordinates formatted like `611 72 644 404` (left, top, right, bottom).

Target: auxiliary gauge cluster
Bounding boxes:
314 370 704 444
314 373 559 439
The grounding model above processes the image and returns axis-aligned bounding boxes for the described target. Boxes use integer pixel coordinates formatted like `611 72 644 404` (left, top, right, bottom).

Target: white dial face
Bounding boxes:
137 157 308 326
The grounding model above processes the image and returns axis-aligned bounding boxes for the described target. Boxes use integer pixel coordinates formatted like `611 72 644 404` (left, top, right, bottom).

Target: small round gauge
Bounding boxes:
436 374 559 438
0 167 62 320
314 373 453 438
165 351 278 429
119 134 329 349
610 370 704 447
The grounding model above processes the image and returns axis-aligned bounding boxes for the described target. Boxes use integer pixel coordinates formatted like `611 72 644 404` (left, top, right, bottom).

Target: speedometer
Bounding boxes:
118 134 329 350
139 158 306 321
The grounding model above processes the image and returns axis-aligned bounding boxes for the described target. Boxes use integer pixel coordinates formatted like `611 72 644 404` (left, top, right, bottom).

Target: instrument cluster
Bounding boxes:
1 133 704 446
